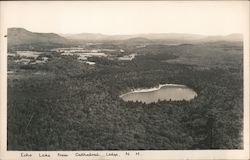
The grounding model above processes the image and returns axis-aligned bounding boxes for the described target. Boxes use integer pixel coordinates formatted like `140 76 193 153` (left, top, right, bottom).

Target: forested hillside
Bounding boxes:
7 37 243 150
7 28 72 51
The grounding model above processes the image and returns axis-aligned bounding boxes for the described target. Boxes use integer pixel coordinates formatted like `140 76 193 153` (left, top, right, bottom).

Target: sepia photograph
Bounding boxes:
0 1 249 160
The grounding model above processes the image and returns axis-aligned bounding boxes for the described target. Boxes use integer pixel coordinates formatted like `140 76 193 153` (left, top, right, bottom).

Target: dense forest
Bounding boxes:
7 41 243 150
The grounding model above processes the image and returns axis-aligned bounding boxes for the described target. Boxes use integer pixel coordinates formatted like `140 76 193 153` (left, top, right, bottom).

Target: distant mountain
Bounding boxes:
125 37 151 42
8 28 71 51
61 33 134 41
62 32 243 43
62 32 205 42
121 37 152 45
61 33 109 41
200 33 243 42
8 28 243 51
136 33 206 41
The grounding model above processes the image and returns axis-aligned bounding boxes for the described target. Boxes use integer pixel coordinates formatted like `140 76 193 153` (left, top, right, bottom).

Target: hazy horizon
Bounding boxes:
8 27 243 37
1 1 248 36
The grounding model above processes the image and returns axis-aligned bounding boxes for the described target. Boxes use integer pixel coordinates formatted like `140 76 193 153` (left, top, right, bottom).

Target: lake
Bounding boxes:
120 84 197 104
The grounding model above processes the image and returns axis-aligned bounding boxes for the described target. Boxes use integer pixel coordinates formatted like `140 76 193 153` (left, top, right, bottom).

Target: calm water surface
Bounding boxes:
120 84 197 104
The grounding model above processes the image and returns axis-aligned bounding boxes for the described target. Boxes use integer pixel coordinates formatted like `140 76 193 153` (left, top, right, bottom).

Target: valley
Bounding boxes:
7 28 243 150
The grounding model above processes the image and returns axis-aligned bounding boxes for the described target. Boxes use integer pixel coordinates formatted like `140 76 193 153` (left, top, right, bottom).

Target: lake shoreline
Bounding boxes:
119 84 187 98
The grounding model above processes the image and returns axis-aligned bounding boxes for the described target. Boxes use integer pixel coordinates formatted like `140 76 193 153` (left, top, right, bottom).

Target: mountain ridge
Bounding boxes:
8 28 71 50
61 31 243 42
8 28 243 50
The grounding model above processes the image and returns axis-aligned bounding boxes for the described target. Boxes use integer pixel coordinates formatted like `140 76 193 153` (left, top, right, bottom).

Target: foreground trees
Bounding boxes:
7 42 243 150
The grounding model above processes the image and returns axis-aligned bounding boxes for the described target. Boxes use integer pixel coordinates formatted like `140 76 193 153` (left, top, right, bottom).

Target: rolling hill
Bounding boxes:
7 28 243 51
61 32 243 43
8 28 71 51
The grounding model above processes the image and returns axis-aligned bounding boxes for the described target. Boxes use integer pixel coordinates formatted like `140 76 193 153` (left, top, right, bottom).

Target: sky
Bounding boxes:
0 1 249 35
